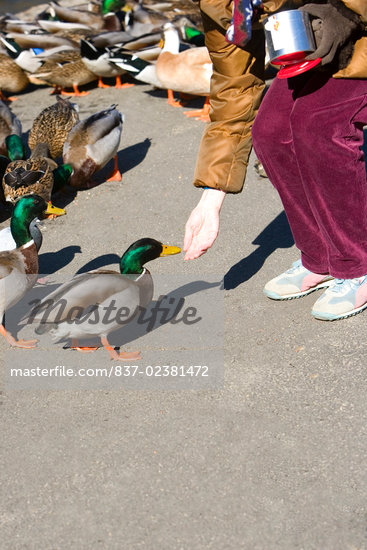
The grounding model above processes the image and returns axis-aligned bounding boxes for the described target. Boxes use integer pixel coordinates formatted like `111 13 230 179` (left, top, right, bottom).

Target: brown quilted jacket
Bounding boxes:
193 0 367 193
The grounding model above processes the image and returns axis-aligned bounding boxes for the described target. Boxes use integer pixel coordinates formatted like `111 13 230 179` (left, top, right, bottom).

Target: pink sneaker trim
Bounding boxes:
355 280 367 308
300 273 329 292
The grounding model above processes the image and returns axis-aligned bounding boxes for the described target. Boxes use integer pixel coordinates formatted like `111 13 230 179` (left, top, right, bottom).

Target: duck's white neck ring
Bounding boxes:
134 267 146 281
21 239 35 249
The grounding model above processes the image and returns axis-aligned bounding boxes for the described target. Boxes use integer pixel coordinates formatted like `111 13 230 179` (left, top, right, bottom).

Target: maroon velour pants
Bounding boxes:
252 71 367 278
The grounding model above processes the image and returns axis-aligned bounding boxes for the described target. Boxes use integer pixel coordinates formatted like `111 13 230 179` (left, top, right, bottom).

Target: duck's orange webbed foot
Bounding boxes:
98 77 110 88
61 84 90 97
0 325 37 348
106 155 122 182
70 339 99 353
101 337 141 361
167 89 183 108
115 76 134 89
184 97 210 122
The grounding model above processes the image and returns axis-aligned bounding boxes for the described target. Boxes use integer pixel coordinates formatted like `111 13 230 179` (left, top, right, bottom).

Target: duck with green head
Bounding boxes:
0 194 63 348
62 104 124 187
102 0 126 15
28 238 181 360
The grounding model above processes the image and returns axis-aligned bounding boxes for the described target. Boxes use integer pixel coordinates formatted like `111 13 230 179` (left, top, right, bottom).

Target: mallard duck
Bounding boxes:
30 50 97 96
27 238 181 359
3 134 25 162
28 96 79 159
48 1 105 30
63 104 123 187
80 38 133 88
111 23 212 119
123 3 169 37
2 141 67 216
47 0 125 32
0 194 62 348
38 19 93 34
3 20 41 35
0 37 44 74
0 218 43 252
0 100 22 156
0 53 29 101
150 1 203 30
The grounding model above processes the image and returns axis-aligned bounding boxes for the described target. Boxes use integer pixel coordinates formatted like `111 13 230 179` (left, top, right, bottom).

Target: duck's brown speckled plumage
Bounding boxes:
32 51 97 90
28 96 79 159
2 154 56 204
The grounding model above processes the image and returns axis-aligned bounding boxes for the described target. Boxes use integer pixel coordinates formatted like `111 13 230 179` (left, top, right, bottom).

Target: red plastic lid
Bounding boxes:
277 58 322 79
272 51 307 65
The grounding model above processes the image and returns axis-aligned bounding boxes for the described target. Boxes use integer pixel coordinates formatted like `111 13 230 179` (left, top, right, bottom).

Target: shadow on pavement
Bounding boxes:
223 211 294 290
39 245 82 274
118 138 152 174
75 253 121 274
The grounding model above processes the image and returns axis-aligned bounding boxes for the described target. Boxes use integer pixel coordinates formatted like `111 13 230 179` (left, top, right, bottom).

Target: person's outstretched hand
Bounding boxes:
184 188 226 260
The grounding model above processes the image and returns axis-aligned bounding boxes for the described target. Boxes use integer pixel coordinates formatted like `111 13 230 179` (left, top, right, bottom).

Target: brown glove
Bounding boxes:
299 1 362 66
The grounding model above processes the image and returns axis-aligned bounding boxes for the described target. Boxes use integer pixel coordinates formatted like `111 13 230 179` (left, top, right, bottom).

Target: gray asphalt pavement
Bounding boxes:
1 79 366 550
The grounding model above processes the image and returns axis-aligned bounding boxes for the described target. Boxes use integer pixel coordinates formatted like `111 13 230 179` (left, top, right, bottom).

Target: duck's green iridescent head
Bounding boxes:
102 0 125 15
184 26 205 46
53 163 73 192
10 195 54 248
120 238 181 275
5 134 25 162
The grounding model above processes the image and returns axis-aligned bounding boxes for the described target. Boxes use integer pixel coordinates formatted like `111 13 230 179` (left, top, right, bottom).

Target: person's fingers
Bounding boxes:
184 229 218 260
320 42 338 65
184 241 208 260
184 248 206 260
305 30 333 61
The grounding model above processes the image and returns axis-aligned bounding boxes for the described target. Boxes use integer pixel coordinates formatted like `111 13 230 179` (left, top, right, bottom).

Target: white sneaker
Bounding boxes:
264 259 333 300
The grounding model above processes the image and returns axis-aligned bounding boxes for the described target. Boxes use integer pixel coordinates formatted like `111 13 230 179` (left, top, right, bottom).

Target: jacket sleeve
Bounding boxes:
333 0 367 78
192 1 266 193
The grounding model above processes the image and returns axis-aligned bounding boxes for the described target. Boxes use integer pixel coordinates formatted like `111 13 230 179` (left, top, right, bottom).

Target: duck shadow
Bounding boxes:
75 253 121 273
51 185 78 209
223 211 294 290
38 245 82 274
144 88 205 110
144 88 168 100
73 138 152 188
118 137 151 174
107 279 221 347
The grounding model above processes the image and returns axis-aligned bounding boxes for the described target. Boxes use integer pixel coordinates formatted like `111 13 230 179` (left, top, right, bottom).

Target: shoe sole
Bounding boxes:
264 280 333 301
312 300 367 321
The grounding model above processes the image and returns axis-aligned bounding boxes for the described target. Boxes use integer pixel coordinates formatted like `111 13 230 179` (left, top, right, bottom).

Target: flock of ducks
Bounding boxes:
0 0 205 359
0 0 211 119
